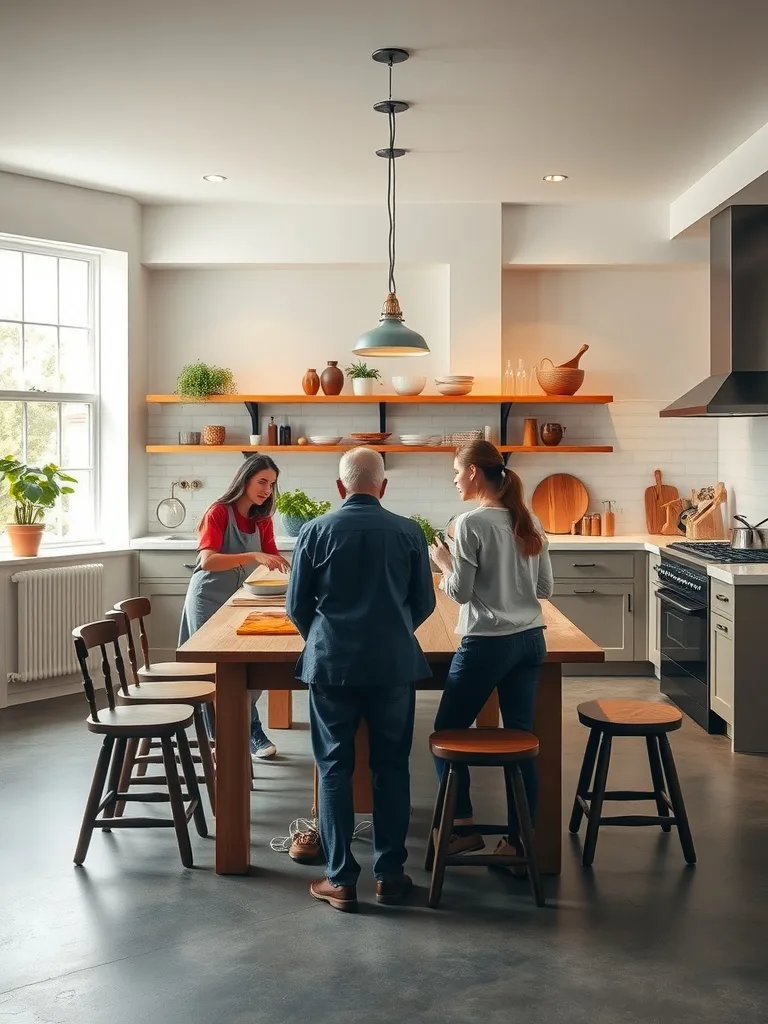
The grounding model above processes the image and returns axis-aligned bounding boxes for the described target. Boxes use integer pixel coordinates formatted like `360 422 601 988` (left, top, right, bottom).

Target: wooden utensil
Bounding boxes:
531 473 590 535
686 482 727 540
559 343 589 369
644 469 679 534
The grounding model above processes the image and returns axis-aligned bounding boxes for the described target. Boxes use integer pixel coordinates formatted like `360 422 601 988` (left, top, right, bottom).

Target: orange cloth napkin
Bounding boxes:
236 612 299 636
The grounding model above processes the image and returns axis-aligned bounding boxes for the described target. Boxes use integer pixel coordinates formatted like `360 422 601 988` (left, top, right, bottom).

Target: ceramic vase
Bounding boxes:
302 368 320 396
320 361 344 396
352 378 375 396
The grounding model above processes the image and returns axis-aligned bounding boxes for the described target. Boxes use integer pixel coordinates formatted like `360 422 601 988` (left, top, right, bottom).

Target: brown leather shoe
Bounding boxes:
310 877 358 912
376 874 413 905
289 828 323 864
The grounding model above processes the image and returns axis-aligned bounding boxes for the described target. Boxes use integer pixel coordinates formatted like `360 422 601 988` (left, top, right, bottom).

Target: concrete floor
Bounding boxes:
1 678 767 1024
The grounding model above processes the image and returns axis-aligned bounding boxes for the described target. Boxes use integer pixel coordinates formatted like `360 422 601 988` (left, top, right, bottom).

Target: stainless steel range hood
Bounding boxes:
661 205 768 417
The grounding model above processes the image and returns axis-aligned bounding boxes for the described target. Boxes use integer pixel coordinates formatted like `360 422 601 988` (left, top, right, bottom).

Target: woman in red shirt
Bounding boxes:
179 455 290 758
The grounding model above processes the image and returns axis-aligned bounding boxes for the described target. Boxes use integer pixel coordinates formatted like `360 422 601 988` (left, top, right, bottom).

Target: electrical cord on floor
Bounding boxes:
270 816 372 853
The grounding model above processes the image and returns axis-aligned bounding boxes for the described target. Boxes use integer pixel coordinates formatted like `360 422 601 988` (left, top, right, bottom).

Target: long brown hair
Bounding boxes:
199 454 280 531
455 441 543 557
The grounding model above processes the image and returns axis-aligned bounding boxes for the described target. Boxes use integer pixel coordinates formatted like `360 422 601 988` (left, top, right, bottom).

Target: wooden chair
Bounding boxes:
72 619 207 868
569 699 696 867
105 610 217 814
425 729 545 908
115 597 215 681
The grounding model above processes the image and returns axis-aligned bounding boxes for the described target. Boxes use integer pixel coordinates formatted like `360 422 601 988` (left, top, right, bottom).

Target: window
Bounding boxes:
0 240 99 541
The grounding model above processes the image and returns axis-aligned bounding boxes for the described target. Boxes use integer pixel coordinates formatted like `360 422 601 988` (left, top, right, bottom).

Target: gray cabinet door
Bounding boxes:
138 583 189 663
551 583 635 661
710 611 735 725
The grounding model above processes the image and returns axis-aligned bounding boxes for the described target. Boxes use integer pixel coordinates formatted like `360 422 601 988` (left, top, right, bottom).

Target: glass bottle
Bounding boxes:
267 416 278 446
514 358 527 395
503 359 513 395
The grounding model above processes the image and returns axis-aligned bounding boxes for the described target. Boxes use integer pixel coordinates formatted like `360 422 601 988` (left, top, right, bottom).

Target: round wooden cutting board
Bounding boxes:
531 474 589 535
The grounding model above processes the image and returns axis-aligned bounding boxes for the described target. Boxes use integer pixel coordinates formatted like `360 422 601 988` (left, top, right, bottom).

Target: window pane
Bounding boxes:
61 403 90 466
57 469 94 539
0 249 22 320
24 324 58 391
0 321 22 390
23 253 58 323
59 328 93 391
0 400 23 458
59 258 89 327
25 401 59 465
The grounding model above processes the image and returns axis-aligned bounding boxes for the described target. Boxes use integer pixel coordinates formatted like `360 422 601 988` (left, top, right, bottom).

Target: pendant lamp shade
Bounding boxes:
353 293 429 357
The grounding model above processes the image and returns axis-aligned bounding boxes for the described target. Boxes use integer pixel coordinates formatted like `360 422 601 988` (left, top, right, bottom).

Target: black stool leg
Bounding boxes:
506 763 545 907
582 732 612 867
193 707 216 815
162 736 194 868
428 765 458 909
658 734 696 865
74 736 114 865
569 728 600 834
646 735 672 833
114 738 139 819
425 764 449 872
177 728 208 838
101 737 128 830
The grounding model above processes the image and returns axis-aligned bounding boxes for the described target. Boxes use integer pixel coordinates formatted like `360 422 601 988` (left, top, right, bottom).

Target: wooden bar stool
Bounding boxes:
425 729 545 908
115 597 215 681
72 620 207 868
569 699 696 867
105 610 217 814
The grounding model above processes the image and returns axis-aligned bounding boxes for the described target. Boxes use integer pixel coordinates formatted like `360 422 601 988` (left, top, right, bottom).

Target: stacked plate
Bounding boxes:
309 435 343 445
400 434 441 447
349 432 391 445
435 375 474 396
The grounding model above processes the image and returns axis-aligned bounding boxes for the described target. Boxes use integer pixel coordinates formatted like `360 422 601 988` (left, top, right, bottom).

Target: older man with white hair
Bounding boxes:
286 446 435 912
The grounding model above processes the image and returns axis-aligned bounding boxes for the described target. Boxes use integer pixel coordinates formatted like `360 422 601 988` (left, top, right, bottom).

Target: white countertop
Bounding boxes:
131 533 299 551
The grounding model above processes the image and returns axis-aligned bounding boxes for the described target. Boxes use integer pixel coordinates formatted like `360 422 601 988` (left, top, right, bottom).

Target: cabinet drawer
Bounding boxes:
139 551 198 581
550 582 634 661
710 580 734 620
551 551 635 580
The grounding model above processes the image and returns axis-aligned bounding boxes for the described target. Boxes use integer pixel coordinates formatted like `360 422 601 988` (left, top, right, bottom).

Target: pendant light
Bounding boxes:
353 48 429 357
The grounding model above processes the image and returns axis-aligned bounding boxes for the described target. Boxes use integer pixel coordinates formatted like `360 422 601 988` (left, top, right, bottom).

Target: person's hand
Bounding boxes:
430 537 453 573
250 551 290 573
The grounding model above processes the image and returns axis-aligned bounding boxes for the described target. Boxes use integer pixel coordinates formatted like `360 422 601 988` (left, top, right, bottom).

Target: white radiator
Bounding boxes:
9 564 104 683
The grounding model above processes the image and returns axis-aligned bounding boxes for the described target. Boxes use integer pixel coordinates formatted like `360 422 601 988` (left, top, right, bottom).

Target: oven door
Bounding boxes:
656 587 713 731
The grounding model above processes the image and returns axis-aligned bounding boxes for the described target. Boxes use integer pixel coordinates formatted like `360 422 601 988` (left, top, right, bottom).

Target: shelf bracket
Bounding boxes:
244 401 260 435
500 402 513 465
379 402 387 433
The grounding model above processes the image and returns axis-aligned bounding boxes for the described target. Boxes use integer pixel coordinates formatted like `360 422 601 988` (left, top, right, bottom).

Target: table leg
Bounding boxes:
534 662 562 875
267 690 293 729
476 690 500 728
215 662 251 874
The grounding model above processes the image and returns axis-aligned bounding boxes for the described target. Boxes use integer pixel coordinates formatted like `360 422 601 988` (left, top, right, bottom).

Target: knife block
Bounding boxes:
685 483 727 540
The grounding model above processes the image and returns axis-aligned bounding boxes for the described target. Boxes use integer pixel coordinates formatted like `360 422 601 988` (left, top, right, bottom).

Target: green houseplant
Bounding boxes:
275 489 331 537
0 457 77 557
175 361 237 401
410 514 444 547
345 360 382 396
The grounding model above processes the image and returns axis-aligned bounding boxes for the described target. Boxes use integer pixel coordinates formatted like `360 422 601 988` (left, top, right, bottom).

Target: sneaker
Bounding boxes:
289 828 323 864
250 730 277 760
491 836 527 877
432 829 485 856
376 874 413 905
310 877 358 913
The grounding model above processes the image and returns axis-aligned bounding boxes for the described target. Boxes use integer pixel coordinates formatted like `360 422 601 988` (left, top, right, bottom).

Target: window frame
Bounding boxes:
0 235 101 545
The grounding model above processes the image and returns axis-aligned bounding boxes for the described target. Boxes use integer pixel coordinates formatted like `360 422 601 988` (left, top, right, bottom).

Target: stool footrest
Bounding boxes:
599 814 679 827
445 854 528 868
464 824 510 837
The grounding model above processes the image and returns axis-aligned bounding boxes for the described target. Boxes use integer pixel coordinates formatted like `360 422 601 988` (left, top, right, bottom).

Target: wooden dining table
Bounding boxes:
176 581 604 876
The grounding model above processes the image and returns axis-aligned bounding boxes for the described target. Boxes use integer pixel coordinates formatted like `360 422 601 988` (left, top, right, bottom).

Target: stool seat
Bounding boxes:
121 681 216 705
577 699 682 736
430 728 539 765
86 704 195 737
138 662 215 682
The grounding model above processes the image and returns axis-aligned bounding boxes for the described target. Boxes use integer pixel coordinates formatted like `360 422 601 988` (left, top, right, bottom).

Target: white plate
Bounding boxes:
309 436 343 445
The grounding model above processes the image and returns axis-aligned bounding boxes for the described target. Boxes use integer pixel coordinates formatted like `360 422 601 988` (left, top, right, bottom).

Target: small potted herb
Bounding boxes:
0 457 77 557
175 361 237 401
411 515 447 570
346 360 382 396
275 488 332 537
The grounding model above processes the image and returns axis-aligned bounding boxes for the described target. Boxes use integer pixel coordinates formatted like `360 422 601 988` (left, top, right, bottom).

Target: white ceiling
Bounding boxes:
3 0 768 205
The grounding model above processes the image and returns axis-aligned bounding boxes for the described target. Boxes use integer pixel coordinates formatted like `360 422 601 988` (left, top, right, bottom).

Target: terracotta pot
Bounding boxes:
541 423 565 446
302 368 320 396
6 523 45 557
320 361 344 396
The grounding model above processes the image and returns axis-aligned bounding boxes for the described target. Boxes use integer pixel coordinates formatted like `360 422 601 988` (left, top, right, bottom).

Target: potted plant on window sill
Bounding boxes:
275 489 331 537
0 457 77 557
345 361 382 396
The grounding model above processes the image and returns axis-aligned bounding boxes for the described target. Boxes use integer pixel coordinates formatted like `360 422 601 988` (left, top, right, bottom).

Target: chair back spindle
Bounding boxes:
72 619 131 717
104 610 137 692
115 597 154 671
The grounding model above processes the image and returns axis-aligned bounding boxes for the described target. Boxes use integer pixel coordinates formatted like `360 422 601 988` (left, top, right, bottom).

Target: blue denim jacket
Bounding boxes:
286 494 436 687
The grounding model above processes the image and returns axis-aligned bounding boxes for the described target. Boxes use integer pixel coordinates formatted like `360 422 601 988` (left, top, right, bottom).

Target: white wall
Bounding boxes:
718 419 768 524
148 266 450 393
0 171 147 541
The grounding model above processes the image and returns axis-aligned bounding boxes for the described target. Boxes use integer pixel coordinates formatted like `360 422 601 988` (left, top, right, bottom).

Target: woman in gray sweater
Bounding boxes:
430 440 554 858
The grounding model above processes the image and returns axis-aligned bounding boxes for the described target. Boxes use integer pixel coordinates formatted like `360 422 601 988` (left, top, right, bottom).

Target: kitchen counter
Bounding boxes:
131 533 298 551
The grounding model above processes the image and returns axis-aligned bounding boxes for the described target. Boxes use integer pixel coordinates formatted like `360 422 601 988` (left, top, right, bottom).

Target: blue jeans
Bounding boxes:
309 684 416 887
433 627 546 837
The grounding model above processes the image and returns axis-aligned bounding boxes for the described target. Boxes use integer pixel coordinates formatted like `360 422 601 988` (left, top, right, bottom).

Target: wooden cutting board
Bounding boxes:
531 474 589 535
644 469 679 534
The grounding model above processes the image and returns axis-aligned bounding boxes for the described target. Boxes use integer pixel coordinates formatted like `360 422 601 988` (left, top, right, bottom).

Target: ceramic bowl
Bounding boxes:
309 436 343 445
391 376 427 396
243 579 289 597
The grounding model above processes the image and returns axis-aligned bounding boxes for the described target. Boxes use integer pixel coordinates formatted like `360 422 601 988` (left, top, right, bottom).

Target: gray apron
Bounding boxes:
179 506 263 713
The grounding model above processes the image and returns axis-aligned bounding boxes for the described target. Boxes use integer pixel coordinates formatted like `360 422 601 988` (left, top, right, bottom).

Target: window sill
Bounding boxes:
0 542 133 569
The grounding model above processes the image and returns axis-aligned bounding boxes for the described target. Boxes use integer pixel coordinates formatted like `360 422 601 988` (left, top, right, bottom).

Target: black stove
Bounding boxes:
667 541 768 563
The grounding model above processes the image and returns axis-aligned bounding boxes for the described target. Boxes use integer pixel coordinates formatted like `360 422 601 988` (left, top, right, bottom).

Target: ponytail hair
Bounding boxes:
455 440 543 557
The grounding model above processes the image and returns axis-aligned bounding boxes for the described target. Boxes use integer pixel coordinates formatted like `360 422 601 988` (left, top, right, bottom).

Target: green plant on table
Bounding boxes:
0 457 77 524
410 515 444 547
275 489 331 523
345 361 382 381
175 361 237 400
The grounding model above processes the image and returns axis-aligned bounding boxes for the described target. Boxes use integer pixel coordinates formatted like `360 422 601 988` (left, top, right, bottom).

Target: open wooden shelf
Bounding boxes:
146 393 614 405
146 444 614 455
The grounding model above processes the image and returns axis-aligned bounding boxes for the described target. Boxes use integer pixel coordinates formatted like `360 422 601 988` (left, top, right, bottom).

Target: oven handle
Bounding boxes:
655 587 706 616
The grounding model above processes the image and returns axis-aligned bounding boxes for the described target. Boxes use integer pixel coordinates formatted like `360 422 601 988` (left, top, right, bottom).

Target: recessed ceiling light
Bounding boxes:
543 174 568 182
203 174 227 183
